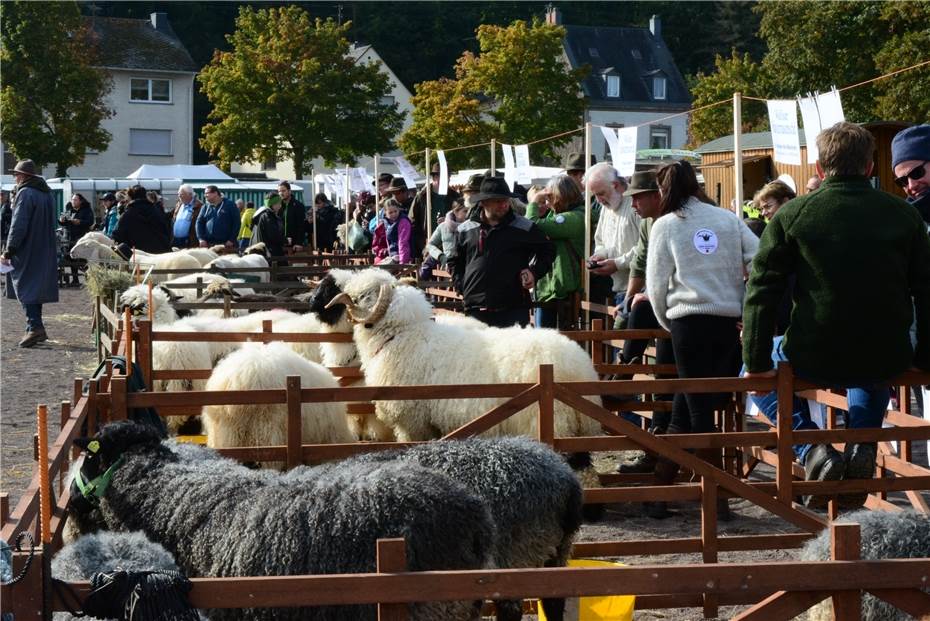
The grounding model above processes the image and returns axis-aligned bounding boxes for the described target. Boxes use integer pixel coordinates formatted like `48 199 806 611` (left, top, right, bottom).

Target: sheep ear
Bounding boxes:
74 437 93 452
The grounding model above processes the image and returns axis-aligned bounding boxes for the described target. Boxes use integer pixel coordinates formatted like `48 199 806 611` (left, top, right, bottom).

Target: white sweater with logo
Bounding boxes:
646 197 759 330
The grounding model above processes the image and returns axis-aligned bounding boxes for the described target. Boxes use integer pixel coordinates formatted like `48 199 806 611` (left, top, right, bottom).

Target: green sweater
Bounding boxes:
526 201 586 301
742 176 930 383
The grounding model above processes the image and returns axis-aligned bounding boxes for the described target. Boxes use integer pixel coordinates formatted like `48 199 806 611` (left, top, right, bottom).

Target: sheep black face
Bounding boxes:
306 274 347 326
69 421 163 516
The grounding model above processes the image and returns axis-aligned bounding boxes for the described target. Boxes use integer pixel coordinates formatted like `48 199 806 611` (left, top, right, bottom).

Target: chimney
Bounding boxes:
649 14 662 39
546 5 562 25
150 12 169 32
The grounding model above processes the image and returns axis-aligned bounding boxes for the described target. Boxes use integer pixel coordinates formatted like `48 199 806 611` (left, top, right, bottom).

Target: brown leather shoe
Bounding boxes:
18 329 47 348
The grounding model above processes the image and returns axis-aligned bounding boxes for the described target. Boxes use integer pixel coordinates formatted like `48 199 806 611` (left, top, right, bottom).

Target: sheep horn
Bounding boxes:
324 292 362 319
349 284 393 326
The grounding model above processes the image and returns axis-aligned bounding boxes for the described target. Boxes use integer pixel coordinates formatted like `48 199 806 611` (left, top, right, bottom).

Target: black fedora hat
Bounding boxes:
471 176 514 203
386 177 408 192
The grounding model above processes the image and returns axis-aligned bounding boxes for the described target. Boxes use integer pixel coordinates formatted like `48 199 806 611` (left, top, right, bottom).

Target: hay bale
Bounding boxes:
84 265 132 303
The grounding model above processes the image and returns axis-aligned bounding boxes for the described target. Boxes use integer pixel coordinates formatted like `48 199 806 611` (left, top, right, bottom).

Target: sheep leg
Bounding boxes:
539 557 567 621
494 599 524 621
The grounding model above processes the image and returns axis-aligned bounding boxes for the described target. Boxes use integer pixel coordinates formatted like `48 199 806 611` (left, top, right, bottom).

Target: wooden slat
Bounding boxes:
731 590 830 621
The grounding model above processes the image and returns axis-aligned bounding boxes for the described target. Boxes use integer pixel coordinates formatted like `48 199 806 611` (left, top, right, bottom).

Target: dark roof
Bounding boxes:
87 15 197 73
563 24 690 109
696 131 807 154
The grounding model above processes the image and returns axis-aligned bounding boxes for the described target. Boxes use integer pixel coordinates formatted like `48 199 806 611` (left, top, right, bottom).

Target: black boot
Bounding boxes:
617 426 665 473
644 457 680 519
802 444 845 509
839 442 877 509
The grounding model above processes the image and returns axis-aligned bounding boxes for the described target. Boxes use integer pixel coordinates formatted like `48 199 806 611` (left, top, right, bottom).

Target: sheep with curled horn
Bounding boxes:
67 420 496 621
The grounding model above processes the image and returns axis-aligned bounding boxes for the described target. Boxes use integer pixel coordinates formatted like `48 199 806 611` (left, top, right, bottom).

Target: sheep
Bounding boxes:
120 283 183 325
801 510 930 621
70 233 202 282
51 531 200 621
170 308 301 364
344 436 583 621
311 268 603 442
201 342 352 466
67 420 496 621
177 247 219 266
204 242 270 282
122 275 255 321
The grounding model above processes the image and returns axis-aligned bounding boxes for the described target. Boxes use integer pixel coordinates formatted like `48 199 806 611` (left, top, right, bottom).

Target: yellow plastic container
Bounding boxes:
537 559 635 621
175 435 207 445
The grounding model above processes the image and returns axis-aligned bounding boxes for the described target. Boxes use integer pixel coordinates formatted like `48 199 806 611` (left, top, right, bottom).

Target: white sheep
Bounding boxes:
70 233 202 282
171 309 300 364
205 243 270 282
315 268 603 443
201 342 354 467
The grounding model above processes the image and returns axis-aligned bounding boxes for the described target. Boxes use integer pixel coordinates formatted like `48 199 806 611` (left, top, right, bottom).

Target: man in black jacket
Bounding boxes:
112 185 171 255
447 176 555 327
278 181 306 252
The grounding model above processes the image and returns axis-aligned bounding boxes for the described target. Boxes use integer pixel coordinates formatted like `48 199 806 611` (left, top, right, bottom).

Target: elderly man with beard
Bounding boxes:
585 163 641 319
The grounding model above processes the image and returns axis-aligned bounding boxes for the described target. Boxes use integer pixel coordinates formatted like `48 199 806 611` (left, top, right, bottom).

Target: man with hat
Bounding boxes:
447 176 555 327
891 124 930 228
409 162 461 257
0 160 58 347
100 192 118 236
460 173 485 211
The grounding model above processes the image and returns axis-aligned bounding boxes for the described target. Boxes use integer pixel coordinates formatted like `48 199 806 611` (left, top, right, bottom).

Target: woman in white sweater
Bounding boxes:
646 160 758 494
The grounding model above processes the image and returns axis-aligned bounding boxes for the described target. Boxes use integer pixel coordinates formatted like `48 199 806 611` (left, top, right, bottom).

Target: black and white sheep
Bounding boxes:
801 509 930 620
67 421 496 621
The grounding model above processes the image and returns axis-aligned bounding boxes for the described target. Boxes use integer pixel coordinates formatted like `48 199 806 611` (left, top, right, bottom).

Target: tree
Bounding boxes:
198 5 404 178
688 52 772 146
0 0 112 177
872 1 930 122
399 18 588 169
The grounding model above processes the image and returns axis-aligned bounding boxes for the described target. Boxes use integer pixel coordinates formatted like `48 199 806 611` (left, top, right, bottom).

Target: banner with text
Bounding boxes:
766 99 802 166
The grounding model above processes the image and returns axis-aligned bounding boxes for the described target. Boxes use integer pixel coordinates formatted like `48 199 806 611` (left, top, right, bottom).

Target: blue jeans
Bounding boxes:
748 336 890 462
172 236 189 249
22 303 43 332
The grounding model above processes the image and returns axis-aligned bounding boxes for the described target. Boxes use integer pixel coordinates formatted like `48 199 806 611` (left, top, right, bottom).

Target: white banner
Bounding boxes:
600 126 621 170
349 167 369 193
616 127 638 177
393 156 420 189
436 150 449 196
766 99 802 166
501 142 517 191
815 87 845 130
798 95 822 164
514 144 532 184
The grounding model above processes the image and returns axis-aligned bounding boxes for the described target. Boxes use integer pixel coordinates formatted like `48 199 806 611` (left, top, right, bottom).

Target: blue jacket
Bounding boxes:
195 197 240 246
6 180 59 304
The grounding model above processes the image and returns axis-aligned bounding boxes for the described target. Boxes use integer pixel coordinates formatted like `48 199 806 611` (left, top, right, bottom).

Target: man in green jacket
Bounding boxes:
743 122 930 508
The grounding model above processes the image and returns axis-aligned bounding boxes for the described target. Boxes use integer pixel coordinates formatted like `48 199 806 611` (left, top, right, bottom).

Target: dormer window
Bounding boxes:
653 76 666 100
607 75 620 98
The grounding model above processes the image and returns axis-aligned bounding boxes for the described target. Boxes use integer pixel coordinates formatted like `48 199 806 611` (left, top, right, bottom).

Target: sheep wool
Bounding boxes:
70 421 495 621
202 341 353 466
801 510 930 621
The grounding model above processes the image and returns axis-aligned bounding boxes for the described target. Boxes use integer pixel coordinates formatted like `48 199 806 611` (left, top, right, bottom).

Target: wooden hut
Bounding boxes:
695 121 909 210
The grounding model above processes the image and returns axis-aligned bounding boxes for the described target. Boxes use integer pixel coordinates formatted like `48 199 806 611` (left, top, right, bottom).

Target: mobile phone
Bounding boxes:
587 259 600 269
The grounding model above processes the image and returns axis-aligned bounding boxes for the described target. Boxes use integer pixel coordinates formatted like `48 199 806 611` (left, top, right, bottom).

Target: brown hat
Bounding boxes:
13 159 39 177
463 173 485 193
386 177 408 192
626 170 659 196
472 176 515 203
564 152 595 172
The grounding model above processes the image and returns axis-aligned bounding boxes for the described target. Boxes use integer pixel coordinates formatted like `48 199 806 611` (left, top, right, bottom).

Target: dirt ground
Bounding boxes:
0 284 926 620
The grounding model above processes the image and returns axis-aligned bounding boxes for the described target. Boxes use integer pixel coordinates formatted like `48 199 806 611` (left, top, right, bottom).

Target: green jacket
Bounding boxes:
526 201 586 301
743 176 930 383
629 217 654 280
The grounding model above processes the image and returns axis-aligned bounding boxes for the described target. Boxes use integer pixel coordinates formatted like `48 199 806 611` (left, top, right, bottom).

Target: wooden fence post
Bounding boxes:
775 361 794 505
286 375 302 470
538 364 555 446
60 401 71 489
137 319 153 389
701 475 719 618
111 376 128 422
830 522 861 621
377 538 409 621
123 308 133 378
592 318 604 364
37 404 51 545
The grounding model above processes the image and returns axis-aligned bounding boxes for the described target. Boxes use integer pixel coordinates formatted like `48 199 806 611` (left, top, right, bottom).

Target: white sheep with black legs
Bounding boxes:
205 243 270 282
52 531 203 621
312 268 603 442
802 510 930 621
67 421 496 621
70 233 203 282
201 342 353 465
344 437 583 621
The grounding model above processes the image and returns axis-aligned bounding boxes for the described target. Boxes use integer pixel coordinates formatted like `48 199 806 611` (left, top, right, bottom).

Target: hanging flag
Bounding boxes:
514 144 532 184
501 143 517 191
616 127 638 177
436 150 449 196
766 99 802 166
815 87 845 129
349 167 369 193
600 126 621 170
797 95 822 164
393 156 421 189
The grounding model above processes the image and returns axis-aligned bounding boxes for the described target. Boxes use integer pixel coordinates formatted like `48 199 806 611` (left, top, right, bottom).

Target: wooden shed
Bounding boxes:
695 121 909 210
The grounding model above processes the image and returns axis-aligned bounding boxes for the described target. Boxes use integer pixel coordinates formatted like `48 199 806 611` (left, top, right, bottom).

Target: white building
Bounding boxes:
2 13 197 178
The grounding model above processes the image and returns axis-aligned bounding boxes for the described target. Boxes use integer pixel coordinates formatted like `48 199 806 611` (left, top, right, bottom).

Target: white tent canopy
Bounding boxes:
127 164 234 181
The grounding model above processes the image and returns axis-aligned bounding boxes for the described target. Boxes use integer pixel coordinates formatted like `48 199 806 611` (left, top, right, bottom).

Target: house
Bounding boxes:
549 7 692 163
1 12 197 178
696 122 909 210
230 43 414 184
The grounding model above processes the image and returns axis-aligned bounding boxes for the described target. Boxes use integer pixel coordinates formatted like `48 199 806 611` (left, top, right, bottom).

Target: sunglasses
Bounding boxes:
895 162 927 188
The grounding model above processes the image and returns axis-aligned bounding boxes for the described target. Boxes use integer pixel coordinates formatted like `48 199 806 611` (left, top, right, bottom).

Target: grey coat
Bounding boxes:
6 182 58 304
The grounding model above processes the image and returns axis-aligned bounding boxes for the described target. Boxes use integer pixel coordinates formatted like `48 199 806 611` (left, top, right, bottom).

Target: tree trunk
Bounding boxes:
292 151 304 180
55 162 69 178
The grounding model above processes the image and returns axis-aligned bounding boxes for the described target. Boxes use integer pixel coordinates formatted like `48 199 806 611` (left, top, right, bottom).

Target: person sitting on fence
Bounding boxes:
371 198 412 265
646 160 759 519
743 121 930 510
526 175 587 330
238 200 255 253
421 198 469 279
112 185 171 256
250 193 286 259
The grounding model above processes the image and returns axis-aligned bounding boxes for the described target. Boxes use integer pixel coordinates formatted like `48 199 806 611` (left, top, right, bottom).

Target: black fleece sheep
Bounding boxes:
68 421 495 621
